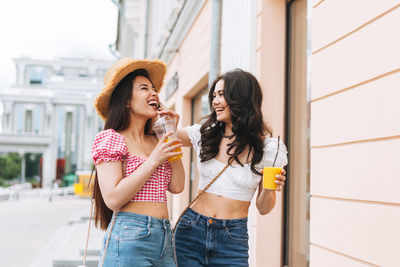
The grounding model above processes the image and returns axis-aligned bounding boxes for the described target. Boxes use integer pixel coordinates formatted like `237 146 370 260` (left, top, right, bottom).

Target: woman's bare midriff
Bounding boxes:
119 201 169 219
191 191 250 219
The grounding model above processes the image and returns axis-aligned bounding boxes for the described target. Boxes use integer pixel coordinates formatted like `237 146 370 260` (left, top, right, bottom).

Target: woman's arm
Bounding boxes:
168 158 185 194
256 184 276 215
96 133 183 210
256 169 286 215
177 128 191 147
96 158 159 210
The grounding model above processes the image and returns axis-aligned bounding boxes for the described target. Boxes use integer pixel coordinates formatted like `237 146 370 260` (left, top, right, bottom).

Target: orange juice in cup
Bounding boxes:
152 115 182 162
164 137 182 162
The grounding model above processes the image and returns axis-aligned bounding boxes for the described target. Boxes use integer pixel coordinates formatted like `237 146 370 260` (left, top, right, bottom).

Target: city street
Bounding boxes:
0 195 100 267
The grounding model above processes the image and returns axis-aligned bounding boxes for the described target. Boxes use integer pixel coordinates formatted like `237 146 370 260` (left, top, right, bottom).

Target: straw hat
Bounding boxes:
94 58 167 120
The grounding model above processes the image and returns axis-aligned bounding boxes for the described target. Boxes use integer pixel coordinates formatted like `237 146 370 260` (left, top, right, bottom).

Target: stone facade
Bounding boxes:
0 57 113 187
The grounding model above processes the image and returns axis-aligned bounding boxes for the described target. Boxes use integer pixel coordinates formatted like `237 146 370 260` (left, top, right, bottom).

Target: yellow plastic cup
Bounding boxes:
263 167 282 190
153 115 183 162
164 137 182 162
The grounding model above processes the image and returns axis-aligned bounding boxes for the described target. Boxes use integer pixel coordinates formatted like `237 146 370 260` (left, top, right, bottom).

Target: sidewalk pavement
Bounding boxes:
0 194 104 267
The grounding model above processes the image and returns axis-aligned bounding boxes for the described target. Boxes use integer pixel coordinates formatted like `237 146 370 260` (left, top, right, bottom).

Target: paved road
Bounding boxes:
0 195 91 267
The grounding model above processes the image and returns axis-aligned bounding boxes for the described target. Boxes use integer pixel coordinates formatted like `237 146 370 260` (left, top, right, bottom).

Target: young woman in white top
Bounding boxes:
160 69 287 266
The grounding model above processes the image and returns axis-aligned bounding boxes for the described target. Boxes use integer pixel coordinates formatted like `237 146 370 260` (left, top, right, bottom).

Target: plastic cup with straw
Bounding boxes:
152 102 183 162
262 136 283 190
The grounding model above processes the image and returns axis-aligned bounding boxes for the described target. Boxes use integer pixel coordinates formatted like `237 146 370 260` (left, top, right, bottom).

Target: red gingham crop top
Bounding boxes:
91 129 172 202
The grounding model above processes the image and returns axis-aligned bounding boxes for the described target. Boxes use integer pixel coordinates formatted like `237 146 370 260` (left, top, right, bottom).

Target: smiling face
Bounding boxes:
212 79 231 124
127 75 159 119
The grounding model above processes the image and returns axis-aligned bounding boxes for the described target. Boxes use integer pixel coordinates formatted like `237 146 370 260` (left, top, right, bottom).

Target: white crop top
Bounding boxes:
187 124 288 202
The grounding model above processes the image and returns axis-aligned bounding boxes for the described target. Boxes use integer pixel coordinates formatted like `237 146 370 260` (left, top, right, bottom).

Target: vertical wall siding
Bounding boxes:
310 1 400 266
221 0 253 73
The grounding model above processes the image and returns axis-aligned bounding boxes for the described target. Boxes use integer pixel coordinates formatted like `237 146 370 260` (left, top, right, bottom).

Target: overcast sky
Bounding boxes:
0 0 118 89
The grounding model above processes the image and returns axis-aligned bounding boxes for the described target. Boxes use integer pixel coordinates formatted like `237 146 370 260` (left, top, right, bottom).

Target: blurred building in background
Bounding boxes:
110 0 400 266
0 57 112 188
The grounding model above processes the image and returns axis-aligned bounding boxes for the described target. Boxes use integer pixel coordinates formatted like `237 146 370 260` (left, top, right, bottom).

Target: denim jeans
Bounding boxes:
99 212 176 267
174 208 249 267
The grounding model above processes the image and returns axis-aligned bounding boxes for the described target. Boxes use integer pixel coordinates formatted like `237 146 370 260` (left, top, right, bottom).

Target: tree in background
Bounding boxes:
0 153 21 187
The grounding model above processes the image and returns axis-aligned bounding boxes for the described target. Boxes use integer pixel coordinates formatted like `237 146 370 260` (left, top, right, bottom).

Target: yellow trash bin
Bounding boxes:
74 172 94 197
73 183 84 194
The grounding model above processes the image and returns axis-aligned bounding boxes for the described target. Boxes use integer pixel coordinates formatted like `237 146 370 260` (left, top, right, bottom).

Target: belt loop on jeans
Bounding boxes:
195 213 201 225
162 219 167 230
147 216 152 229
222 220 227 228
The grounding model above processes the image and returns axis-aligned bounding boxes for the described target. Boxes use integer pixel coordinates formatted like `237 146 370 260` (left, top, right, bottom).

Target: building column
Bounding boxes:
19 151 26 183
4 101 14 133
64 111 73 174
77 106 85 170
1 111 7 134
44 102 53 135
16 62 26 86
85 103 96 170
42 104 58 187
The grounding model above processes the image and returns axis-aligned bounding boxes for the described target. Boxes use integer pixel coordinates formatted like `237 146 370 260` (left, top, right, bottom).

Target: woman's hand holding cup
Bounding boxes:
149 131 183 165
262 168 286 191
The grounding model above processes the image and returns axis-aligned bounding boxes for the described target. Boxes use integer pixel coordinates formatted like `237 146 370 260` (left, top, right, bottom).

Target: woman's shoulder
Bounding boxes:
94 128 119 138
186 124 201 138
93 129 126 146
186 123 201 133
263 137 288 153
185 124 202 150
259 137 288 168
92 129 128 164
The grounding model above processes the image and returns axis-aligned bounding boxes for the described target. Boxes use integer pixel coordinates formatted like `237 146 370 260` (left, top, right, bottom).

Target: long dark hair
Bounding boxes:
93 69 153 230
200 69 273 175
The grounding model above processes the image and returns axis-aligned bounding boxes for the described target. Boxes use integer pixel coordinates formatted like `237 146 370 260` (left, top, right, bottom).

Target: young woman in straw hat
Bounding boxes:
91 58 184 266
160 69 287 266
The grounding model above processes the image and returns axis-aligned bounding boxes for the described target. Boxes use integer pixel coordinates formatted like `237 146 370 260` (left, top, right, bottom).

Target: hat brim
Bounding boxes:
94 58 167 120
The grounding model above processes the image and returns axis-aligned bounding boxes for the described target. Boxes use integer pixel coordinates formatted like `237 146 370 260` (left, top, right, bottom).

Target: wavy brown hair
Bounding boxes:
92 69 153 230
199 69 272 175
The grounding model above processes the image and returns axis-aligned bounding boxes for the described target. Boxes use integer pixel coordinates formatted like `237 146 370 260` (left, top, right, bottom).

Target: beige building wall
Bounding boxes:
254 0 287 266
310 1 400 266
161 0 212 223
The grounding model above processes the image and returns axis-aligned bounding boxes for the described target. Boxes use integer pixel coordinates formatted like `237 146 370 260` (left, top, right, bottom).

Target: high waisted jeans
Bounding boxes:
99 212 176 267
174 208 249 267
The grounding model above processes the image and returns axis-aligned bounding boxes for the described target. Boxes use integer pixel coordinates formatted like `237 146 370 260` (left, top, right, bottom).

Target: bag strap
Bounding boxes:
172 163 229 233
98 211 118 267
81 156 126 267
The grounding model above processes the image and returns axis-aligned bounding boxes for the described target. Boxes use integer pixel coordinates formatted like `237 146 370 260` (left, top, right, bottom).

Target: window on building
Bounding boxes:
62 67 82 77
33 105 43 134
96 69 106 77
79 68 89 77
24 110 33 133
28 66 51 85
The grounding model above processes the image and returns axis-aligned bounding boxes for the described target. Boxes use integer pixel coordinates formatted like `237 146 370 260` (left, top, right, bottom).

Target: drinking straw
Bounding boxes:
272 136 280 167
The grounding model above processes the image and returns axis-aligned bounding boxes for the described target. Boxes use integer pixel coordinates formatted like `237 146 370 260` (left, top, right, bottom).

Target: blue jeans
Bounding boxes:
174 208 249 267
99 212 176 267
